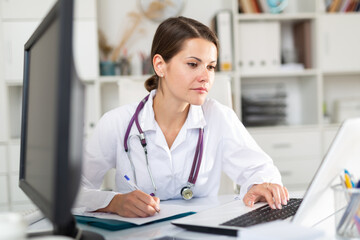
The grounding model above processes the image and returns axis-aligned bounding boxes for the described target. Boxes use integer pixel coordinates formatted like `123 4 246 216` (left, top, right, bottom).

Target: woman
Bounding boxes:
78 16 289 218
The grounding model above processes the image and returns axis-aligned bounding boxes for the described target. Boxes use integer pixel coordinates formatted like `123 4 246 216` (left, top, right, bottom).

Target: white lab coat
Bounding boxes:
76 90 282 212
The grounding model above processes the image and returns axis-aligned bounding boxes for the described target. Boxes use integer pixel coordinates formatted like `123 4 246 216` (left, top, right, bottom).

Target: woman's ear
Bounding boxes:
153 54 165 77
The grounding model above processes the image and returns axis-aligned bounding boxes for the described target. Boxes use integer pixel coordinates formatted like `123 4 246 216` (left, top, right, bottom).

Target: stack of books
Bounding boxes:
326 0 360 12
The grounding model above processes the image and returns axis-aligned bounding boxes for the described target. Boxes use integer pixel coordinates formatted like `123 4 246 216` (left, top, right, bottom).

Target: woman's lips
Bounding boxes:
192 87 208 93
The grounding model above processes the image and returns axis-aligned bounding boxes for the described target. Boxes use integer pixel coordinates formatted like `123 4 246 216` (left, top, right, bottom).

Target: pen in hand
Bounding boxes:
124 175 140 190
124 175 160 213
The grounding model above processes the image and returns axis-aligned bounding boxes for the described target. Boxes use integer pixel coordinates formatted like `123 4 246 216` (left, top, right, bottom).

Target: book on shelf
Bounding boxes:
238 0 274 14
213 10 233 71
328 0 343 12
339 0 352 12
356 1 360 11
327 0 360 12
250 0 262 13
258 0 270 13
324 0 333 10
347 0 360 11
240 0 255 13
293 20 312 69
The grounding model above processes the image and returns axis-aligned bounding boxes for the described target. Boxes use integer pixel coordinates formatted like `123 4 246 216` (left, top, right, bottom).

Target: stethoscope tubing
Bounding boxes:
188 128 204 184
124 95 149 151
124 94 204 198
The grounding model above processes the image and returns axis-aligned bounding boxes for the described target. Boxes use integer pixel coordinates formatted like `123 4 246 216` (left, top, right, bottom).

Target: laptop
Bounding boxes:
172 117 360 236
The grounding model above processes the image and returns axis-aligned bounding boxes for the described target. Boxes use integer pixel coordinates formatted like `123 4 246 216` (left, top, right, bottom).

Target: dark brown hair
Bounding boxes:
144 16 219 92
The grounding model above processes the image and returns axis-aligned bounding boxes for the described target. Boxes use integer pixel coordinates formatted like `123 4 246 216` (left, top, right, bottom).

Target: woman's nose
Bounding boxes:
198 66 210 82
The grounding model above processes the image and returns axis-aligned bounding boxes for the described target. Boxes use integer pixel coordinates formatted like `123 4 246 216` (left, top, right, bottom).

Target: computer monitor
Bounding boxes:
19 1 103 239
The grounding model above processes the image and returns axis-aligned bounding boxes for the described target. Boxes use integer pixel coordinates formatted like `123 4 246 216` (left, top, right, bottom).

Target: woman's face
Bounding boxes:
161 38 217 106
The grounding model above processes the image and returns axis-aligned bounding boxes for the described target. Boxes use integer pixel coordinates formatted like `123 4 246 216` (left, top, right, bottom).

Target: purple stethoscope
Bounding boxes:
124 94 204 200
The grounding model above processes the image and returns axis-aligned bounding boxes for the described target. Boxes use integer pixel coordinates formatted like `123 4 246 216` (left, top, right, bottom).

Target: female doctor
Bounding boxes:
78 16 289 218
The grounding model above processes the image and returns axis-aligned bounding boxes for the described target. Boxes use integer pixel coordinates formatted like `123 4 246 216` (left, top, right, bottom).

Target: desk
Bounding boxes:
28 194 341 240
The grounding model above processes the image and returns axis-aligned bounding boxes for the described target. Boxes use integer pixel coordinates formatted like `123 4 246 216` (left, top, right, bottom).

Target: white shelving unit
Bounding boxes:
231 0 360 190
1 0 359 212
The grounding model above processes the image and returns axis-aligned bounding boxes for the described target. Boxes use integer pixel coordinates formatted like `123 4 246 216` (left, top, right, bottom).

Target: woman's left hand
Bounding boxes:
243 183 289 209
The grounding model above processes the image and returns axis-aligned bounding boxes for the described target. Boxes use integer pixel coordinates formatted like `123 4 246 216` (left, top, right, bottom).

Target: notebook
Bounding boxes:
172 117 360 236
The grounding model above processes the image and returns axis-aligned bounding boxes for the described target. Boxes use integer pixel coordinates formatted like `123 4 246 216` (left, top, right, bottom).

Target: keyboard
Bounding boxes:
220 198 302 228
19 208 44 225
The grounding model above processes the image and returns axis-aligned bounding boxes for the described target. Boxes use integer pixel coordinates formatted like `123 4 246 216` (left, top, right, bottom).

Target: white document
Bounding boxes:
31 196 231 235
73 204 192 225
72 195 228 225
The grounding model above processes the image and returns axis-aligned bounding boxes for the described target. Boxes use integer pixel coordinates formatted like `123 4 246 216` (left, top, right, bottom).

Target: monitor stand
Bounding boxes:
28 216 105 240
28 229 104 240
56 216 105 240
78 230 105 240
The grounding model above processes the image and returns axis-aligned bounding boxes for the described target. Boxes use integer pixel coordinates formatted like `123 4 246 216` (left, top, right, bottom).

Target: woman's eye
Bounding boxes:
208 65 216 71
187 62 197 67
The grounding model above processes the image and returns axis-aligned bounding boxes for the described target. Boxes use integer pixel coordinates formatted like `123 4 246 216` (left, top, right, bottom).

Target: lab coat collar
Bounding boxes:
170 104 206 151
186 103 207 130
139 89 207 133
129 89 206 151
140 90 157 132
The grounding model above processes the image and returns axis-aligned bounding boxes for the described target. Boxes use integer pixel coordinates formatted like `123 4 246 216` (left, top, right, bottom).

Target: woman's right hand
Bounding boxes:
98 190 160 218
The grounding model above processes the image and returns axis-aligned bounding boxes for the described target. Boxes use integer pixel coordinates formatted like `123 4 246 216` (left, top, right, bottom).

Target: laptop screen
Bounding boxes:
293 117 360 226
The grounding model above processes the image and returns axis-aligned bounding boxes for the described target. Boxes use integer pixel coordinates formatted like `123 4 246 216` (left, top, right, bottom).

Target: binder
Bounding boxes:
214 10 233 71
237 21 281 73
75 211 196 231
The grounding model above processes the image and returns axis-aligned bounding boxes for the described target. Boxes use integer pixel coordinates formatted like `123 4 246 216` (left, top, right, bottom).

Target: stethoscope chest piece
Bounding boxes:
181 185 194 200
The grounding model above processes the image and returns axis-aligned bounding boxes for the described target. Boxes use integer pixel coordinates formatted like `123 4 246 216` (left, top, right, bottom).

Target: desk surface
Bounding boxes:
28 193 341 240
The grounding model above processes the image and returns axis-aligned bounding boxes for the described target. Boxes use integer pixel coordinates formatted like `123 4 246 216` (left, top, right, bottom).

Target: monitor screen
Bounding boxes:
23 0 58 207
19 1 103 239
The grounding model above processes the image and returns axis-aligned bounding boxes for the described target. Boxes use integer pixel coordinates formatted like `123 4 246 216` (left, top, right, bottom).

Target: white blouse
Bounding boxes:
76 90 282 212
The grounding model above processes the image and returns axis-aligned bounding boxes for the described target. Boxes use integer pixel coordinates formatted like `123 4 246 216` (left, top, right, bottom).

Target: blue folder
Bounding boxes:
75 211 196 231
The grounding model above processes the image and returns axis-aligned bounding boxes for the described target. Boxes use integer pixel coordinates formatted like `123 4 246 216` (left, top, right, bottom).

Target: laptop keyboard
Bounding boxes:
220 198 302 228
